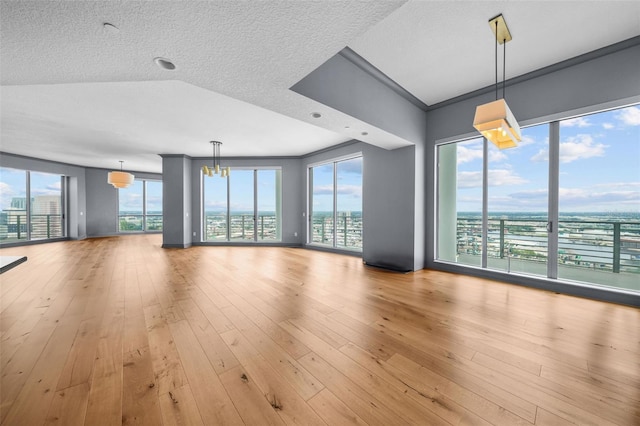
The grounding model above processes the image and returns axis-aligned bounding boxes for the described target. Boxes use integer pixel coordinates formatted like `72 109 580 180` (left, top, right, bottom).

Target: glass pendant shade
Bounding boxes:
108 170 135 188
473 98 521 149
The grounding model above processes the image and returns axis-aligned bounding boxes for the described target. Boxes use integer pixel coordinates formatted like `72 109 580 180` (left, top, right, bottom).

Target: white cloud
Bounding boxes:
0 182 16 196
336 184 362 197
517 135 538 148
557 187 640 209
560 117 591 128
602 122 614 130
457 171 482 188
531 148 548 163
559 134 607 163
488 150 508 163
456 144 508 165
457 169 527 188
456 145 483 165
532 134 608 163
617 106 640 126
313 185 333 195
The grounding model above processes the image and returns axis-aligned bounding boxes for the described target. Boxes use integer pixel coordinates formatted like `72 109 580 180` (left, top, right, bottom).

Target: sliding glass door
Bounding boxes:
203 168 281 242
486 123 549 276
557 107 640 291
0 167 65 244
308 156 363 251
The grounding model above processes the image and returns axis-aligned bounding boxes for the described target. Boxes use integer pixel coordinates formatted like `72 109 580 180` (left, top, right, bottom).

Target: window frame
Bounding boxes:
307 153 363 252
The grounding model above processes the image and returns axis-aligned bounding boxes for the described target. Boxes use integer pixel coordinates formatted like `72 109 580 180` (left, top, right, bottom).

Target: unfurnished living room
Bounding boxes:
1 1 639 425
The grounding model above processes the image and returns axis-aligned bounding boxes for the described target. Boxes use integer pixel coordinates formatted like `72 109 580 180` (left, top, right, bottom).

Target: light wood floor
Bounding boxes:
1 234 638 425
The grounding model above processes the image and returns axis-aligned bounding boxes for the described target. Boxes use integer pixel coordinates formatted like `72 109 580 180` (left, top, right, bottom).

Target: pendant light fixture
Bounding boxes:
202 141 231 178
107 160 135 188
473 14 521 149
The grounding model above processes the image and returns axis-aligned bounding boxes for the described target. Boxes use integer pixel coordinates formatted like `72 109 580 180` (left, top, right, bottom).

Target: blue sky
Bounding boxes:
0 169 62 210
203 169 278 213
118 180 163 213
455 104 640 213
312 157 363 213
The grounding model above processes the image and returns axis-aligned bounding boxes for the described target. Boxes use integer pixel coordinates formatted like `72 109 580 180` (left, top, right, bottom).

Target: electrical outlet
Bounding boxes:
294 232 298 237
193 232 196 236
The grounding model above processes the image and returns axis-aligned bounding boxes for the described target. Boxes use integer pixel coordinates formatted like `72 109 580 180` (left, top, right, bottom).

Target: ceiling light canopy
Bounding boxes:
473 14 521 149
202 141 230 178
107 161 134 188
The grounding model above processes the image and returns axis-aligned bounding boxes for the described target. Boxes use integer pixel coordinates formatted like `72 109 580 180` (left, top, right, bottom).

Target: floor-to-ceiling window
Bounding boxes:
557 107 640 291
436 104 640 293
308 155 363 251
486 123 550 276
203 168 281 242
0 167 65 243
437 138 483 266
118 179 162 232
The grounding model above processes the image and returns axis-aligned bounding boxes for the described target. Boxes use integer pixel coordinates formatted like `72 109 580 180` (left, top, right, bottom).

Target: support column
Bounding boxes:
160 155 192 248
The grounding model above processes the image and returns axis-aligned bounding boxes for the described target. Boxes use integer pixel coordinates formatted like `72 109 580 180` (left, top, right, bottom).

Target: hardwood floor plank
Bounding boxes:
219 328 327 425
178 298 240 375
387 352 537 423
158 384 205 426
55 317 101 391
280 319 451 425
472 351 636 425
307 388 369 426
121 346 164 425
298 351 422 426
143 304 188 395
169 319 243 425
2 320 81 426
219 365 286 426
44 382 90 426
221 303 323 400
340 342 518 426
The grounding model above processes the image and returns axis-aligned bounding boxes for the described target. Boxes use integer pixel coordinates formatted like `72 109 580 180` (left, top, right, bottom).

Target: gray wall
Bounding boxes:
291 47 430 270
85 168 118 236
302 141 418 271
292 51 427 145
161 155 192 248
424 39 640 305
0 152 87 239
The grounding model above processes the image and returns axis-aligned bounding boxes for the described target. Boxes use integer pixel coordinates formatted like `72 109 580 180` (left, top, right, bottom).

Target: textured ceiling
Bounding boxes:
1 1 639 174
0 0 407 172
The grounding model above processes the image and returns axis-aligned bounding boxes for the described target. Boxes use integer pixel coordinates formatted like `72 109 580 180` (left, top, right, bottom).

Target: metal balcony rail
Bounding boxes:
204 214 279 240
456 218 640 274
0 212 63 241
311 213 362 249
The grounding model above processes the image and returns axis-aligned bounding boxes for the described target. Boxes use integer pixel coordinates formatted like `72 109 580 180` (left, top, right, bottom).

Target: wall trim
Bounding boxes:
338 47 428 112
428 35 640 112
430 260 640 307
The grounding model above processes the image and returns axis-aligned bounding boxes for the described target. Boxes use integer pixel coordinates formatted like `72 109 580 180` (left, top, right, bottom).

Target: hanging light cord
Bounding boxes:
503 36 506 99
495 20 498 101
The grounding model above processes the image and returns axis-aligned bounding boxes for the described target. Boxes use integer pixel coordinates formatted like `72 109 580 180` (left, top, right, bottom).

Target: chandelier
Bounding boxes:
202 141 230 178
107 160 134 188
473 14 521 149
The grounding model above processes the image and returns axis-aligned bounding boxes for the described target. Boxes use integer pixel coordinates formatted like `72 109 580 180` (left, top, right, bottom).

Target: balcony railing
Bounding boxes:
0 212 63 242
311 213 362 250
204 214 279 241
456 218 640 275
